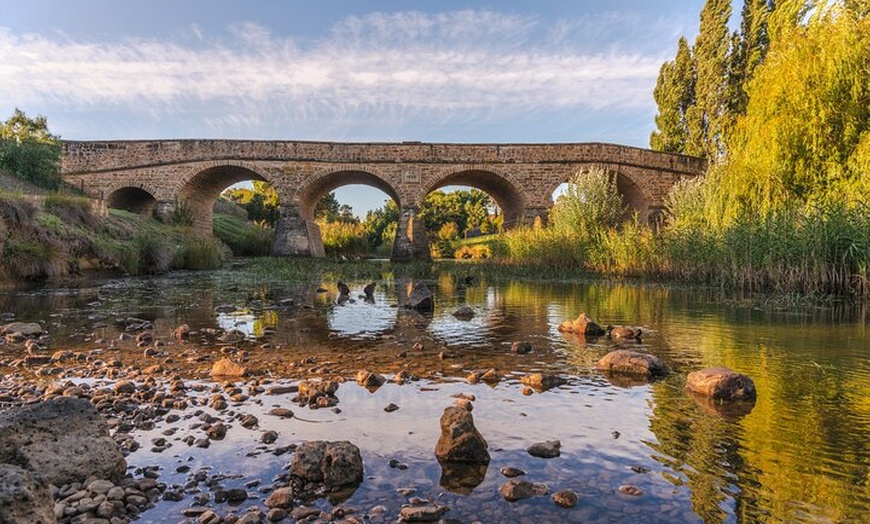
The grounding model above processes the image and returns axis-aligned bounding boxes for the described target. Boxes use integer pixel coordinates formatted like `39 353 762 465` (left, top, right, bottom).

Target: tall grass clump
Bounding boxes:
550 167 626 235
173 237 226 270
0 233 67 280
502 226 590 270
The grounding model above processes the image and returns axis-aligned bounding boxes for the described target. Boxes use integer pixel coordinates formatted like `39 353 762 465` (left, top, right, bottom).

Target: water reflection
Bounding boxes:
0 266 868 523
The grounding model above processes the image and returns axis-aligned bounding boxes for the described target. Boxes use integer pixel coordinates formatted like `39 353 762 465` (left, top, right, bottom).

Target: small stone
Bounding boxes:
452 305 475 320
498 479 537 502
398 504 448 522
265 486 294 509
210 358 247 377
618 484 644 496
500 466 526 478
267 408 294 419
384 403 399 413
510 341 532 354
552 489 579 508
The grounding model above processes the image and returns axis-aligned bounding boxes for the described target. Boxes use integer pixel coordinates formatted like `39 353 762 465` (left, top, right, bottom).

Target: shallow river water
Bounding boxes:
1 264 868 523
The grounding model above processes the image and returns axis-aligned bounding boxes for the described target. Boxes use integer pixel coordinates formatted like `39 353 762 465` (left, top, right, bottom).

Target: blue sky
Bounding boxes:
0 0 712 214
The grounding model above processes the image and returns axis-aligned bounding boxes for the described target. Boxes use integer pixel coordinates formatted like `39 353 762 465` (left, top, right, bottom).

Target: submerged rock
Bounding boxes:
552 488 580 508
520 373 567 391
452 305 475 320
399 503 449 522
686 367 757 401
498 479 547 502
434 405 490 465
356 370 386 389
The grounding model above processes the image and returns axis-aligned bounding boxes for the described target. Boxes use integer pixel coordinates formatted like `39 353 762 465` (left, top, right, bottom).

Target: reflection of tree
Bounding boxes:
647 380 759 523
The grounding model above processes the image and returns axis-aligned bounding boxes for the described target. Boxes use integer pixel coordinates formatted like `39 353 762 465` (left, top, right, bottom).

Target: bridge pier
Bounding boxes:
154 201 176 223
272 203 325 257
391 206 430 262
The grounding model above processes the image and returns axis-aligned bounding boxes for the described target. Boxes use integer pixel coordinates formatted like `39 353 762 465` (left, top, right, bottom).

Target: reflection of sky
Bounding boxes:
215 310 258 336
326 294 397 339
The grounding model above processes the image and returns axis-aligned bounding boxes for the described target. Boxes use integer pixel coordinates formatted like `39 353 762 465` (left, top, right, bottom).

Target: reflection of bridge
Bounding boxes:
61 140 706 261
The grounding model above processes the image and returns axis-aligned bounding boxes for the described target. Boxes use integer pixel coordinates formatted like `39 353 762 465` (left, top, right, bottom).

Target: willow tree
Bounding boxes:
710 1 870 216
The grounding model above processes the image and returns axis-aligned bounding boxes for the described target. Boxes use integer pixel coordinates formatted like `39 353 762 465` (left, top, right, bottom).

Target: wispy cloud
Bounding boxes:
0 10 674 140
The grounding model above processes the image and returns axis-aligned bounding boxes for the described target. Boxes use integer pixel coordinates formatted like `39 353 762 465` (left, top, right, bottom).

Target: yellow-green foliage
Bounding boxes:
550 167 625 236
711 5 870 221
318 220 368 258
454 244 492 260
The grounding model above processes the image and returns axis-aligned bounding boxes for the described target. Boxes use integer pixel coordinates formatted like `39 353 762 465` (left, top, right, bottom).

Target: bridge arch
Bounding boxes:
177 161 277 235
105 185 159 216
295 167 401 220
424 167 527 229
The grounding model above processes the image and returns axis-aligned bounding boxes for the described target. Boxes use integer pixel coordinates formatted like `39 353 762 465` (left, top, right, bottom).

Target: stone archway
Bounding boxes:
277 168 402 258
177 162 273 236
105 186 158 216
423 168 527 229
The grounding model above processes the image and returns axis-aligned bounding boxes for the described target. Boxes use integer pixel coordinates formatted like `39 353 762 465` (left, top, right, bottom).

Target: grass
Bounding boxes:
213 214 273 256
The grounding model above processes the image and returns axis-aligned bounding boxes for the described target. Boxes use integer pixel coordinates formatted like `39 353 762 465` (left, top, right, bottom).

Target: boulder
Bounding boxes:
0 397 126 486
557 313 605 336
434 405 490 465
527 440 561 459
356 370 386 389
290 441 363 488
686 367 757 401
552 488 580 508
264 486 295 509
498 479 547 502
0 322 44 338
520 373 566 391
405 281 434 312
210 357 247 377
0 464 56 524
596 350 669 379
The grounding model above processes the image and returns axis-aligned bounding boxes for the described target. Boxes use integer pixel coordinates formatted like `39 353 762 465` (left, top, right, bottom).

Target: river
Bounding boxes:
0 264 867 523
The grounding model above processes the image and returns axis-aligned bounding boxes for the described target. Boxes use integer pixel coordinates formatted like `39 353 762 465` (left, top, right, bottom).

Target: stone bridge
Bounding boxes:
61 140 706 261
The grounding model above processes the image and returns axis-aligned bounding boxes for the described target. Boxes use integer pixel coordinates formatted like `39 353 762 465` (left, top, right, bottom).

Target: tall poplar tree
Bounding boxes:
650 37 695 153
685 0 732 159
726 0 773 127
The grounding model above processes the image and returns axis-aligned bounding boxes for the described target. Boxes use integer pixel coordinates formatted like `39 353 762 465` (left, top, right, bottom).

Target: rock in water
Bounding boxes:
290 441 363 488
557 312 605 336
0 322 44 338
434 405 490 464
596 350 669 379
405 281 434 312
686 367 757 400
452 305 475 320
337 281 350 295
528 440 561 458
0 464 56 524
363 282 376 295
0 397 126 486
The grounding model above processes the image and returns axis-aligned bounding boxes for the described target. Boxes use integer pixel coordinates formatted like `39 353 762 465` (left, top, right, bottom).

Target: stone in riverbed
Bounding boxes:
265 486 294 508
510 341 533 354
596 350 669 379
356 370 386 389
210 357 247 377
452 305 475 320
0 322 44 338
434 406 490 465
498 479 547 502
0 397 126 486
520 373 566 391
686 367 756 401
405 281 434 312
527 440 561 459
552 488 580 508
290 441 363 488
0 464 56 524
398 503 448 522
557 313 605 336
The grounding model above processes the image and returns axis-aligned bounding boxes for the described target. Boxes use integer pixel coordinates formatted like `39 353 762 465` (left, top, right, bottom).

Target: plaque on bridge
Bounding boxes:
402 170 421 184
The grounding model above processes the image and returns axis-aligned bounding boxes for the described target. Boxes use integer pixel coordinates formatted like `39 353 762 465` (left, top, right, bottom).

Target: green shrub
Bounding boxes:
550 167 625 237
213 214 273 256
173 237 225 270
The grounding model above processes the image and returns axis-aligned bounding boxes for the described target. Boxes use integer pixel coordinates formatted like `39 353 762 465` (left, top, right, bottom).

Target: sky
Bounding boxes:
0 0 711 215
